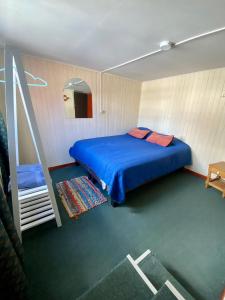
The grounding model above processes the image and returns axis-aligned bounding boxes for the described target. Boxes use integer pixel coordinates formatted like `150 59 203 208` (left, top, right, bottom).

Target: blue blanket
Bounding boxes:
69 134 191 203
16 164 45 190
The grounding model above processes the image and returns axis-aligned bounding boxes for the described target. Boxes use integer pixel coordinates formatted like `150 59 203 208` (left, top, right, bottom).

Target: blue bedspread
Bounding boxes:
69 134 191 203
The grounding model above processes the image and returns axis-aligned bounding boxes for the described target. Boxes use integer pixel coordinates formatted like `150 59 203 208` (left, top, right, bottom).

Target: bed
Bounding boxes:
69 134 191 205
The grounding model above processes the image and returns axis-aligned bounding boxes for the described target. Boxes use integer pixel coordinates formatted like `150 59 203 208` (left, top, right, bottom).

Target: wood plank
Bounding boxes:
20 209 54 225
20 196 50 208
20 200 51 212
21 204 52 218
21 214 55 231
19 185 48 196
208 179 225 192
5 47 21 240
209 161 225 170
19 189 48 202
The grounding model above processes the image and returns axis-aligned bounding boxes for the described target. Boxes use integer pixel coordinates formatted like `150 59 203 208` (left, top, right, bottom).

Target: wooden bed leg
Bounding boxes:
111 199 119 207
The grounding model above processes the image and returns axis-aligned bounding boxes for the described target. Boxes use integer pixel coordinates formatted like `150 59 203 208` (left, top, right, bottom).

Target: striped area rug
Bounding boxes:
56 176 107 218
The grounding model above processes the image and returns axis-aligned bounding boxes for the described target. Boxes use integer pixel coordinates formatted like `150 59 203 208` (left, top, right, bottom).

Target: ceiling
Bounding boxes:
64 78 91 93
0 0 225 81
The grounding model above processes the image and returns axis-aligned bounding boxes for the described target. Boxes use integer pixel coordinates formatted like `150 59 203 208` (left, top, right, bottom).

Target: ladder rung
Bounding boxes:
20 200 51 213
20 196 50 208
19 185 48 196
21 214 55 231
21 204 53 218
19 189 48 202
20 209 54 225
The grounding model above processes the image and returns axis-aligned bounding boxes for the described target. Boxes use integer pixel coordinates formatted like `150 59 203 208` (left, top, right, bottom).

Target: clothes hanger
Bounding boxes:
0 67 48 87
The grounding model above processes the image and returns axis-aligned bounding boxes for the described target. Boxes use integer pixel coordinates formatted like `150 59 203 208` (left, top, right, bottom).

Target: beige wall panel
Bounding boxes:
138 67 225 175
20 55 141 167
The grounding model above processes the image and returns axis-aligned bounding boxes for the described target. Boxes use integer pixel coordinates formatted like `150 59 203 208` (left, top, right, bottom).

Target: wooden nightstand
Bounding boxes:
205 161 225 198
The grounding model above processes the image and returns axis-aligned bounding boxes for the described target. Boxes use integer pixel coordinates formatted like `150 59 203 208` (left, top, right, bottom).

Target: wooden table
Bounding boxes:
205 161 225 198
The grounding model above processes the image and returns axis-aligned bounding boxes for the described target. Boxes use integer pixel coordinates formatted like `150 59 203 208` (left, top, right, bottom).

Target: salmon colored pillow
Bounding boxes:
146 132 174 147
128 128 150 139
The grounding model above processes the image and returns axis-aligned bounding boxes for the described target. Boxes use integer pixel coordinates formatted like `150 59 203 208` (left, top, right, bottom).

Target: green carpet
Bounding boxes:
78 252 194 300
23 166 225 300
78 258 154 300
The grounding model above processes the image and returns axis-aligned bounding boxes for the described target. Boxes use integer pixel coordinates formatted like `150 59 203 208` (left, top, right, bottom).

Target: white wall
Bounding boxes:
18 55 141 167
138 67 225 175
63 89 75 119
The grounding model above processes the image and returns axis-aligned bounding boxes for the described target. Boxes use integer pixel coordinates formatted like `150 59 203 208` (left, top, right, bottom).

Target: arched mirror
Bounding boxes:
63 78 93 119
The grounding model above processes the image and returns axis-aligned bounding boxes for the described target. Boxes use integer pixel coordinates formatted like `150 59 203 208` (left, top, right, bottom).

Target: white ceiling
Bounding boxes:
0 0 225 81
64 78 91 93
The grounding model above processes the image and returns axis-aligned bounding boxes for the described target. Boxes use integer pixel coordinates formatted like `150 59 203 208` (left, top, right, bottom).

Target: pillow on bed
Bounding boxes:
138 127 152 138
128 128 150 139
138 127 150 131
146 131 174 147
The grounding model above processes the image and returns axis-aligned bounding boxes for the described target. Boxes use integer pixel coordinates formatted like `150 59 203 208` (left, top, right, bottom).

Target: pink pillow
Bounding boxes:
146 132 174 147
128 128 150 139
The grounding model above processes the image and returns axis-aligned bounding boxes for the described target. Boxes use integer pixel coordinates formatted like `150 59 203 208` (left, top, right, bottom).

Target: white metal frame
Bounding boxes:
127 250 186 300
4 46 61 240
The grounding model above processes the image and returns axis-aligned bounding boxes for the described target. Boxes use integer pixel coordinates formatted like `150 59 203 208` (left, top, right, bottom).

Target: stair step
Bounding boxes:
21 214 55 231
152 283 181 300
78 251 195 300
139 253 194 299
78 258 154 300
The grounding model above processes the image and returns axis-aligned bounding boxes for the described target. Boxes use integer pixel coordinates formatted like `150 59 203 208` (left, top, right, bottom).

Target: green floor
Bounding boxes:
23 166 225 300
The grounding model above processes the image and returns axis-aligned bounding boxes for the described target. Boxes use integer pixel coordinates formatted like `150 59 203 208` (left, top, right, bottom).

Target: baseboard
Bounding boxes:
48 162 76 171
184 168 206 180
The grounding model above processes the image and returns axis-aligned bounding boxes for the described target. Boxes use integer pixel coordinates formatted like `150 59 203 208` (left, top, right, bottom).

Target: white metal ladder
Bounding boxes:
19 185 56 232
4 46 61 240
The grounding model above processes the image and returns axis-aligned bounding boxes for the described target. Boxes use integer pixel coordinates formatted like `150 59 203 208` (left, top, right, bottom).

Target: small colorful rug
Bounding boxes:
56 176 107 218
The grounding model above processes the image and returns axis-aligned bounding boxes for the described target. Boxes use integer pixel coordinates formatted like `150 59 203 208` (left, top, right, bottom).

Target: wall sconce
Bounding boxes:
63 95 69 102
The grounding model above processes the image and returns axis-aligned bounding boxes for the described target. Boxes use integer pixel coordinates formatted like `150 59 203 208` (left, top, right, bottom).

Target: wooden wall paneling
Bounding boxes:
19 55 141 167
138 67 225 175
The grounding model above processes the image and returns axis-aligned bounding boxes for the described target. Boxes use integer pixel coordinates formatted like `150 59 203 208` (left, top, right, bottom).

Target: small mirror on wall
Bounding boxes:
63 78 93 118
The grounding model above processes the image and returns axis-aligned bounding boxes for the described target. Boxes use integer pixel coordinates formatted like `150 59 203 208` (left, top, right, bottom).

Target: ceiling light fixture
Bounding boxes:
159 41 175 51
